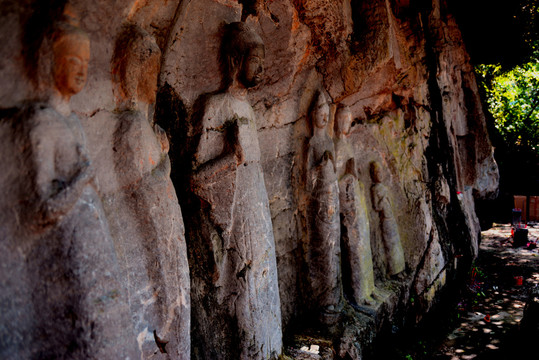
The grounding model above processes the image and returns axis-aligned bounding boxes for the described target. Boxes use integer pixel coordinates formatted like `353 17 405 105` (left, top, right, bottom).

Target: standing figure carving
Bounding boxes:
188 22 282 360
20 21 138 359
370 161 406 277
104 25 190 359
304 91 342 321
334 105 376 305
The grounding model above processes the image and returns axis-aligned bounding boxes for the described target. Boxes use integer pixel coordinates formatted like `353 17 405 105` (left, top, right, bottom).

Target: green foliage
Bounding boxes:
476 47 539 154
519 1 539 53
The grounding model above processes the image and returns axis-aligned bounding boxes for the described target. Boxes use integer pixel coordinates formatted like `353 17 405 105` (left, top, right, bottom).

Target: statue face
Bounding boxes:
53 34 90 98
137 52 160 104
313 96 330 129
336 108 352 136
240 45 264 88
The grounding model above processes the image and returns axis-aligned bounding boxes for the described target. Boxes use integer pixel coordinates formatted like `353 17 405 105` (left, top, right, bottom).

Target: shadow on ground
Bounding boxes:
379 223 539 360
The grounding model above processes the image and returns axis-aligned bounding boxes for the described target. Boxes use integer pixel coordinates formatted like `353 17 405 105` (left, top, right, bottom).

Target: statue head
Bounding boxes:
335 104 352 136
112 25 161 109
370 161 384 183
309 90 330 131
50 22 90 101
221 22 265 89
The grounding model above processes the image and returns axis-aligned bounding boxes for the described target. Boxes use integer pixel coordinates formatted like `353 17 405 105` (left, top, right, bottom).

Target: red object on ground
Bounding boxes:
484 314 491 322
515 276 523 286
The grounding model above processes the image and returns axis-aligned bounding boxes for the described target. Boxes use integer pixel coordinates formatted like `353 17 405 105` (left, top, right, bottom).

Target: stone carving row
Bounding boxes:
303 91 407 321
2 13 190 359
2 9 406 359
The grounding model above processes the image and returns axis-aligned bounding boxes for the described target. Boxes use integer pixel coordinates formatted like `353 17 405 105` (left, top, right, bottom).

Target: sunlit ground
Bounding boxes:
430 223 539 359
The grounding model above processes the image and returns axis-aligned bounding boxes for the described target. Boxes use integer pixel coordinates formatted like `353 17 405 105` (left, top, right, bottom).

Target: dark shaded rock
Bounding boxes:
521 286 539 338
0 0 501 359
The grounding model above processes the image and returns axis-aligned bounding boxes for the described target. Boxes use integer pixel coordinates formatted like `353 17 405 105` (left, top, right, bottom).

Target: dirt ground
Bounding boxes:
429 223 539 359
385 223 539 360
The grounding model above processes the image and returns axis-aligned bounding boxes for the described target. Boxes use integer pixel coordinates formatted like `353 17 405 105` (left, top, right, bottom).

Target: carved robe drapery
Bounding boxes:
372 182 405 276
24 105 138 359
189 92 282 360
305 133 342 314
91 109 191 359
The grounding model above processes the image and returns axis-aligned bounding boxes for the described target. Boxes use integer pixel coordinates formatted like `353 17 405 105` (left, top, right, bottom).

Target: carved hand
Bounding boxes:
231 120 245 165
345 158 358 178
72 157 95 191
153 124 170 154
42 157 93 221
322 150 332 162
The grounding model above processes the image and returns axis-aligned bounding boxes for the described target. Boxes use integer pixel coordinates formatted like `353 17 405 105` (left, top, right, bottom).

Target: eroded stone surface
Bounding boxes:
83 25 190 359
186 22 282 360
303 90 343 321
335 105 376 306
0 18 139 359
370 161 406 277
0 0 500 359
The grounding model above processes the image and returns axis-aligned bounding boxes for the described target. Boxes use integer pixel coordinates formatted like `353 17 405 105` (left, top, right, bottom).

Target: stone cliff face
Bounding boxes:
0 0 498 359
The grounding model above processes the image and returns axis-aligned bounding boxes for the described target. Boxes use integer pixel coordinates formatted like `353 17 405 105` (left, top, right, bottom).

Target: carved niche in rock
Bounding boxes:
15 20 138 359
334 105 376 305
103 25 190 359
370 161 406 277
187 22 282 360
304 90 343 321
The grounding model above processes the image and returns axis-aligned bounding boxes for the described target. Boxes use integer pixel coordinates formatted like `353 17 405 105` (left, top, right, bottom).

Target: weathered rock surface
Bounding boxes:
302 90 343 321
183 21 282 360
85 24 191 359
335 106 376 307
0 17 139 358
0 0 499 359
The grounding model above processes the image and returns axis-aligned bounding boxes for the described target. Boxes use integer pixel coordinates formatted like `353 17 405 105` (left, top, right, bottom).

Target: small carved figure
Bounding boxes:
334 105 376 305
188 22 282 360
105 25 190 359
23 21 138 358
304 90 342 320
370 161 406 277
